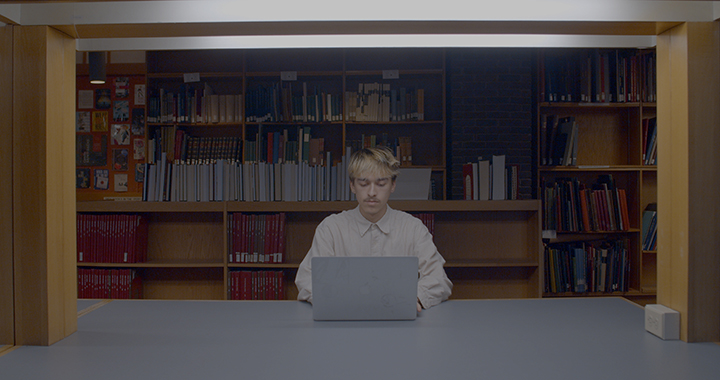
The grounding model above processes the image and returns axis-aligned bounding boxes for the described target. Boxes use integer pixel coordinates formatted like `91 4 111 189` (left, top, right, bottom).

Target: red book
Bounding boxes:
277 271 285 300
462 163 474 200
618 189 630 231
267 131 274 164
240 271 250 300
579 189 591 232
277 213 286 263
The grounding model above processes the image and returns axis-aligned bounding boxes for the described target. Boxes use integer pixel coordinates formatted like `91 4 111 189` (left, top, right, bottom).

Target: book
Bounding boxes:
462 163 474 200
491 155 506 200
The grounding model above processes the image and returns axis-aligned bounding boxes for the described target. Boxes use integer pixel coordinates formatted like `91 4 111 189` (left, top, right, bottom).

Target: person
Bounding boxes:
295 147 452 311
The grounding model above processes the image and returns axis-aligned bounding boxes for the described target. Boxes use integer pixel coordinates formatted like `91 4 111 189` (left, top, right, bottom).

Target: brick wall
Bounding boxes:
446 49 535 200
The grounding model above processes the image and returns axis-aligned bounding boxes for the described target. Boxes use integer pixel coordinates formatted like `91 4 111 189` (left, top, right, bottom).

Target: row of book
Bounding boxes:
345 83 425 122
346 135 414 166
542 175 630 232
229 270 285 300
149 128 243 164
77 268 142 299
544 239 629 294
539 115 578 167
540 49 656 103
641 203 658 251
77 214 149 263
228 213 286 263
147 84 243 124
462 155 518 201
142 149 357 202
245 82 342 123
149 126 326 166
642 117 658 165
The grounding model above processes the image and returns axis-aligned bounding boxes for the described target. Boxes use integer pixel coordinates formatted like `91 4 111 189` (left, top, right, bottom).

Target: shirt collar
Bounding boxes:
353 205 394 236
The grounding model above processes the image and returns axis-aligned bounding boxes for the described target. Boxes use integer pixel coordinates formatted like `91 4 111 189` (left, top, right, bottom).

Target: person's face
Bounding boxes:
350 172 396 223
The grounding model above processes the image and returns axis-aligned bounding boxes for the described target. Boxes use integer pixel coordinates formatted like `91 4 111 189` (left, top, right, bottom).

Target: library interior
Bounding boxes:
1 1 720 379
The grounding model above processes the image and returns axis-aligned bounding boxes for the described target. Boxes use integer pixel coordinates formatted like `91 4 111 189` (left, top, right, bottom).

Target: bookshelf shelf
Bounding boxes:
538 48 657 301
77 199 543 300
78 259 225 268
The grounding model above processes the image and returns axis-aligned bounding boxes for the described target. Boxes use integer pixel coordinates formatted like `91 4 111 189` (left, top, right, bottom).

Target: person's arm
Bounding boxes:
413 222 453 309
295 220 335 303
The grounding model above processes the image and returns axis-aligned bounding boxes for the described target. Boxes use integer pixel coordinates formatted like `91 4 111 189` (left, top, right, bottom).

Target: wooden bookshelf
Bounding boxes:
537 48 657 303
77 200 542 301
143 48 447 201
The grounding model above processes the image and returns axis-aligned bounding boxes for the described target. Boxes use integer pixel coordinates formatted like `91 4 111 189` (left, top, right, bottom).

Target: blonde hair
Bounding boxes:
348 147 400 181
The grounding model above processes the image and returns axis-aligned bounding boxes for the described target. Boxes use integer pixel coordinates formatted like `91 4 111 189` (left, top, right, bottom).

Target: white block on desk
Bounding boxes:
645 304 680 340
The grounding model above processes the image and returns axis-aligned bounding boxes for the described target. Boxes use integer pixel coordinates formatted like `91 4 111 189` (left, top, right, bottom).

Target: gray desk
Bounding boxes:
2 298 719 380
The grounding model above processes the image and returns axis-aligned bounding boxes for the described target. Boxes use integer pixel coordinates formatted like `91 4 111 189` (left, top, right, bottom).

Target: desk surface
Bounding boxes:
2 298 720 380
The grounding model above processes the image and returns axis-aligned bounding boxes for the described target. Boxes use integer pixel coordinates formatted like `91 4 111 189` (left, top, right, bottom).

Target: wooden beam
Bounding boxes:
656 21 720 342
52 20 681 40
12 25 77 346
0 24 14 346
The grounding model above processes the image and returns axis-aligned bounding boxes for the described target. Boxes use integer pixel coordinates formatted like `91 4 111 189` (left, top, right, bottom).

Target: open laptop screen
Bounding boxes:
311 256 419 321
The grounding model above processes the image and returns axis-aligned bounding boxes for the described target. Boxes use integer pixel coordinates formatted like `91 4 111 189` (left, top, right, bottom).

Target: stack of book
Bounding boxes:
542 175 629 233
539 115 578 167
245 82 342 123
540 49 656 104
76 214 148 263
642 117 658 165
228 213 286 264
148 83 243 124
77 268 142 299
641 203 658 251
142 146 357 202
228 270 285 300
346 134 413 167
544 239 629 294
462 155 518 200
345 83 424 122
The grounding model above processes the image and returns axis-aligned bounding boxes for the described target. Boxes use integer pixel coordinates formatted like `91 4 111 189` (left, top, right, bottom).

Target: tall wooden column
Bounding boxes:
656 22 720 342
0 25 14 347
12 25 77 346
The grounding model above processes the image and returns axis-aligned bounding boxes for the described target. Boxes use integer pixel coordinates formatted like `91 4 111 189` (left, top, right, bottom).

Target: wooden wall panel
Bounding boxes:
12 25 77 346
0 25 15 346
657 22 720 342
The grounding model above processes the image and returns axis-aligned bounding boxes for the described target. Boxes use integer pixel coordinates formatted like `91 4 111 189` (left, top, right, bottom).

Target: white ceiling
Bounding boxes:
1 1 719 50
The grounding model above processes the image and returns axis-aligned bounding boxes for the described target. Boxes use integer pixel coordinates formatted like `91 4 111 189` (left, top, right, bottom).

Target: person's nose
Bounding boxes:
368 183 377 197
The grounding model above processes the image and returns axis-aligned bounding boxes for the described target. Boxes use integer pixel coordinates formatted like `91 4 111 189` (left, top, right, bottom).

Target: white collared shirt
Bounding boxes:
295 205 453 308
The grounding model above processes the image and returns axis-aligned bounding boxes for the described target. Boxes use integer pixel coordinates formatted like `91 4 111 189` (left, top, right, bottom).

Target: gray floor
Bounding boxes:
3 297 720 380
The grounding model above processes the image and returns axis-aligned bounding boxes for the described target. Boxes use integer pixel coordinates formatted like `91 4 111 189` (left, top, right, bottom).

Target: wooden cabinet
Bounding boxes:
77 200 542 300
537 49 657 304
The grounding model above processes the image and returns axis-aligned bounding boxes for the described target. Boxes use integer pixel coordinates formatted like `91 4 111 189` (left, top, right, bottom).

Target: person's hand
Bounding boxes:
417 300 422 313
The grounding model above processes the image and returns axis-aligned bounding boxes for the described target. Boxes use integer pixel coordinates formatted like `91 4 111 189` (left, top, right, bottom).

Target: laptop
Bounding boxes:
311 256 419 321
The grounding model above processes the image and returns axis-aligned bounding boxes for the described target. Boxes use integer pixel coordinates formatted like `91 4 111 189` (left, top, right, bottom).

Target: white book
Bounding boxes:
157 152 167 202
146 164 156 201
227 162 235 201
478 159 490 201
491 155 506 200
186 164 195 202
283 162 297 202
242 162 252 201
274 163 283 201
170 163 178 202
258 162 267 202
199 164 210 202
472 162 479 200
